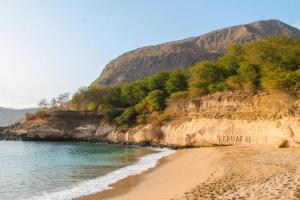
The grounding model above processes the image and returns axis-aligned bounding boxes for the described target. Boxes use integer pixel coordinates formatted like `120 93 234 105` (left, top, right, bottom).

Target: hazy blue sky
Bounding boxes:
0 0 299 108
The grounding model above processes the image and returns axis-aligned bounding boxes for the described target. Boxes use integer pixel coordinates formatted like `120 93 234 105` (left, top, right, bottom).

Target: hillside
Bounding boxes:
3 36 300 146
0 107 37 127
2 22 300 149
93 19 300 86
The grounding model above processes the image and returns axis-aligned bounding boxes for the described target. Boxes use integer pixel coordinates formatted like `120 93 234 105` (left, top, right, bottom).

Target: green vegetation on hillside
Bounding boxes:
56 37 300 127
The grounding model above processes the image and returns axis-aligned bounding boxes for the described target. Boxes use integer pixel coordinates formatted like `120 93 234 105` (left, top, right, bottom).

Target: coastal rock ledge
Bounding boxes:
1 92 300 148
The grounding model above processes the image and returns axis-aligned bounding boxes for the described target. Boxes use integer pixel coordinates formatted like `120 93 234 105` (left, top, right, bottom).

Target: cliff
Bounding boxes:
1 111 102 141
2 92 300 148
93 19 300 86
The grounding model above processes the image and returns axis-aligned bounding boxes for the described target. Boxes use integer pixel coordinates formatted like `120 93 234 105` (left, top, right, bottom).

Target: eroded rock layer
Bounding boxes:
2 92 300 148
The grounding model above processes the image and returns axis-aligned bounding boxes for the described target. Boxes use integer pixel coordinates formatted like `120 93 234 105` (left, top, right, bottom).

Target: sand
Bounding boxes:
78 146 300 200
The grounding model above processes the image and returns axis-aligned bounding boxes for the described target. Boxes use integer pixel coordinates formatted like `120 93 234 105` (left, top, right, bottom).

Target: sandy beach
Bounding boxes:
77 145 300 200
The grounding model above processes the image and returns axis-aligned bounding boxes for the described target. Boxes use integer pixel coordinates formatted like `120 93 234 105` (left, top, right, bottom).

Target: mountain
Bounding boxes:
92 19 300 86
0 107 37 127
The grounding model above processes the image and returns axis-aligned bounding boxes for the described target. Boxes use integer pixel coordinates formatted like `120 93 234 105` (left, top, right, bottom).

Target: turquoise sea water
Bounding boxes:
0 141 161 200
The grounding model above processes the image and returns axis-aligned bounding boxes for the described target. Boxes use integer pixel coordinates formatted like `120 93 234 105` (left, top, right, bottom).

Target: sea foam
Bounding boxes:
26 148 175 200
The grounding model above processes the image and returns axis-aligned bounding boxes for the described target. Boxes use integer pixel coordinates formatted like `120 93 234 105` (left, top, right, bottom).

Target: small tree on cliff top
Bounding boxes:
38 98 48 110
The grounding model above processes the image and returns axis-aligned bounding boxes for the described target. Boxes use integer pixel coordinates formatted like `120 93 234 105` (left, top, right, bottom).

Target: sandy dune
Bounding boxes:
78 146 300 200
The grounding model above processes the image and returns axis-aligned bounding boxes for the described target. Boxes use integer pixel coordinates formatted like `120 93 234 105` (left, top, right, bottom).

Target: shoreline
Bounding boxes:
78 145 300 200
76 151 173 200
24 146 174 200
77 147 220 200
0 137 183 150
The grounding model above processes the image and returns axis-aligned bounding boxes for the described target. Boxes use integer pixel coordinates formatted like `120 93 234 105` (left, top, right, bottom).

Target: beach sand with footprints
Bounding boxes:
78 146 300 200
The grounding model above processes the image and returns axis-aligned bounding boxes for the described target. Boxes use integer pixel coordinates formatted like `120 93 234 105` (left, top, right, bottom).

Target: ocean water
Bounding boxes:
0 141 174 200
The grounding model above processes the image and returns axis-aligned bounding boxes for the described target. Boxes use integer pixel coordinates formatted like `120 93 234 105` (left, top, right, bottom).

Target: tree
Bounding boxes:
83 87 104 112
116 107 137 125
87 102 97 112
217 44 244 75
237 62 260 92
69 86 122 112
241 36 300 93
69 87 88 111
50 98 58 108
101 86 123 109
56 93 70 109
243 37 300 75
38 98 48 109
167 91 189 105
146 72 170 91
261 70 300 93
226 75 242 90
189 61 228 95
134 99 148 114
105 109 123 121
121 80 149 106
165 71 188 95
145 90 166 111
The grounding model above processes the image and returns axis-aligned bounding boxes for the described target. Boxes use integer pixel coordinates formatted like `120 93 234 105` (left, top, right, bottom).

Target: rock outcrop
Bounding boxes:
1 111 102 141
0 127 7 140
100 92 300 148
2 92 300 148
93 19 300 86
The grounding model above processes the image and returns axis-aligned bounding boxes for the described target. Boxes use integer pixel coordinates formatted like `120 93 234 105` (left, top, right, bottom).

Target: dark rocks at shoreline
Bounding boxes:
0 132 181 149
0 127 8 140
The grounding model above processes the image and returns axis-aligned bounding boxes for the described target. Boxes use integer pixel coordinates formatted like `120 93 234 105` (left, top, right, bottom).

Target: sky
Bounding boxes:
0 0 300 109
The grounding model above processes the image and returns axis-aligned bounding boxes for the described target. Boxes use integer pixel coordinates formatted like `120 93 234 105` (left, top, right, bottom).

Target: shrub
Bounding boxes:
87 102 97 112
121 80 149 106
261 70 300 93
116 107 137 125
136 114 148 124
207 82 230 93
189 87 206 98
217 44 244 75
168 91 189 104
35 110 48 119
146 72 170 91
165 71 188 95
105 109 123 121
237 62 260 92
149 112 171 126
189 61 228 95
26 113 36 121
134 99 148 114
26 110 47 121
118 124 129 132
226 75 242 90
145 90 166 111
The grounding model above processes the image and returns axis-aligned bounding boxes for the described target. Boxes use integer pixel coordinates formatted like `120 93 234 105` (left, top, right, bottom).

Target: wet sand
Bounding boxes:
78 146 300 200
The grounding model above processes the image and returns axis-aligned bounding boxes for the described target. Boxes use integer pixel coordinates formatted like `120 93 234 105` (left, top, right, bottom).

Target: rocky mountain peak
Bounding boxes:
92 19 300 86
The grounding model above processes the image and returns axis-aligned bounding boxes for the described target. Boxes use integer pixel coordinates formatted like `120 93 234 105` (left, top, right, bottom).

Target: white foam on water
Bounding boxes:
25 148 175 200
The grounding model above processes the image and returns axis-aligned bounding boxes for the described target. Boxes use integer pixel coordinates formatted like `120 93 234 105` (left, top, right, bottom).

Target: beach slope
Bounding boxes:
78 146 300 200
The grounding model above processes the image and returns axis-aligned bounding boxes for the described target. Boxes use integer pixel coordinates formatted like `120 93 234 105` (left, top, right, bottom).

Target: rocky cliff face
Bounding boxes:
93 19 300 86
2 92 300 148
100 92 300 148
1 111 102 141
